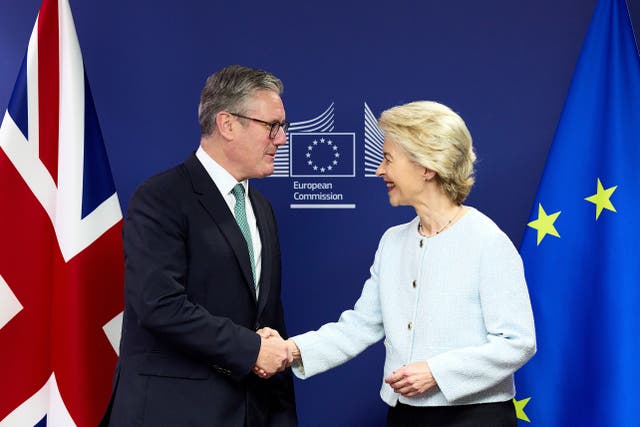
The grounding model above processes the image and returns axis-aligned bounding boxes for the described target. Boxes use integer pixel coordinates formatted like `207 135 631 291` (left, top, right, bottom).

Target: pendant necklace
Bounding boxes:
418 205 462 237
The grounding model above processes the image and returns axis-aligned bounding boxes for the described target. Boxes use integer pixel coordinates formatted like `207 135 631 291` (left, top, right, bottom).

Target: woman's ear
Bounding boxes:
424 168 437 181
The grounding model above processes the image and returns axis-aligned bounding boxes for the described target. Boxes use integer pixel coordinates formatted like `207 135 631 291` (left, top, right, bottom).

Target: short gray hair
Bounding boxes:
378 101 476 204
198 65 284 136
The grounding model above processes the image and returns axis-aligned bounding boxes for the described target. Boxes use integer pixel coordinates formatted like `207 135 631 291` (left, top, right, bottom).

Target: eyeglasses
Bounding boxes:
228 112 290 139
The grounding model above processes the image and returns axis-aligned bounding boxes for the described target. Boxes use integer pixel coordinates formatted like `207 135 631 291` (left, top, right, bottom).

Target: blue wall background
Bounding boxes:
2 1 639 425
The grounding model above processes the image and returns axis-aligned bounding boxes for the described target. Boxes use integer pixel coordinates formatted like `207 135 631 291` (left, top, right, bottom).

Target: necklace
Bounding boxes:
418 205 462 237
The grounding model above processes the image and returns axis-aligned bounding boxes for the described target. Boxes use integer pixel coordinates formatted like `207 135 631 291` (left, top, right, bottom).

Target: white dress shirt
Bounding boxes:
196 146 262 296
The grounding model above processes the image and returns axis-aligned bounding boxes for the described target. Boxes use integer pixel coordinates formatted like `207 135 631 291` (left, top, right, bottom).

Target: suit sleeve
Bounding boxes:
124 179 260 381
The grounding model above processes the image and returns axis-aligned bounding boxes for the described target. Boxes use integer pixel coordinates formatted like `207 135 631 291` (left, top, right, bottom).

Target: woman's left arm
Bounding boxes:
425 232 537 402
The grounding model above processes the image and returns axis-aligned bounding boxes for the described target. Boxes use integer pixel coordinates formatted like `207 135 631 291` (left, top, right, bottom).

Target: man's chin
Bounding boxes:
256 166 275 178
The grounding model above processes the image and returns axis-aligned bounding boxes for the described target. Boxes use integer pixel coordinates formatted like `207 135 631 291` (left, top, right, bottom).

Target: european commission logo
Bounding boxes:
273 102 384 209
271 102 383 179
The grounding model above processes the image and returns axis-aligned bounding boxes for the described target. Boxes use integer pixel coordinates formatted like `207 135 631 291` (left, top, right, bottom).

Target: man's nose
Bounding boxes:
274 128 287 145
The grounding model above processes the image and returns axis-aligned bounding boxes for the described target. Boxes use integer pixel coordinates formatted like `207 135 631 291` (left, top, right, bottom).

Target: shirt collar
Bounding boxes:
195 146 249 196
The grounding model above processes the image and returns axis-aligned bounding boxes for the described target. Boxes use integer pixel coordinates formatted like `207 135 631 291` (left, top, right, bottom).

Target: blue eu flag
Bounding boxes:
289 133 355 177
515 0 640 425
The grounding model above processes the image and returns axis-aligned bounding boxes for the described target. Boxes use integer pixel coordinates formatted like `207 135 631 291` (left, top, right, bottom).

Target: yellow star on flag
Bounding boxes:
527 203 561 245
585 178 617 220
513 397 532 422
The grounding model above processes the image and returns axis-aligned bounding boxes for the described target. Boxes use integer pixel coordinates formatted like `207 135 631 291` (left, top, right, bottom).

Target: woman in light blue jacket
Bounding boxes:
259 101 536 427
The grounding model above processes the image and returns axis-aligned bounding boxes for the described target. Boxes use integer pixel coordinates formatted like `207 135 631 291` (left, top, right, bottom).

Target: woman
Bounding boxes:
261 101 536 426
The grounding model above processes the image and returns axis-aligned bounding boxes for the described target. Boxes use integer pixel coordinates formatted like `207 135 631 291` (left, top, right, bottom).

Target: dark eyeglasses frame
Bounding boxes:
228 112 290 139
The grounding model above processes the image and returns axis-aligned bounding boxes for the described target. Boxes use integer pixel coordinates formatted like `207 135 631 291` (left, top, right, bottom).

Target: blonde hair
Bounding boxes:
378 101 476 204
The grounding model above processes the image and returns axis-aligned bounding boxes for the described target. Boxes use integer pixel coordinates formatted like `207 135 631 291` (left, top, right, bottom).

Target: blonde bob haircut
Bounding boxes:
378 101 476 204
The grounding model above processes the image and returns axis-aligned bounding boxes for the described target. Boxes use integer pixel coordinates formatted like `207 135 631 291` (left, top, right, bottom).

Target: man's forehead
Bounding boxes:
244 90 284 115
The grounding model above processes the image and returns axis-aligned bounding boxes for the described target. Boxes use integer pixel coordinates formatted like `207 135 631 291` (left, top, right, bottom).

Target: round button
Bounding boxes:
407 322 413 330
412 280 417 288
419 239 423 248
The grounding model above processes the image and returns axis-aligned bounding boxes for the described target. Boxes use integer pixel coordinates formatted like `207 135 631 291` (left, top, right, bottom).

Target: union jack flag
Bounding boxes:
0 0 124 425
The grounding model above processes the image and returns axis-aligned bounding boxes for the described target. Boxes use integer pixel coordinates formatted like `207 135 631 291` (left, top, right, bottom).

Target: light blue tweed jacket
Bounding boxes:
292 207 536 407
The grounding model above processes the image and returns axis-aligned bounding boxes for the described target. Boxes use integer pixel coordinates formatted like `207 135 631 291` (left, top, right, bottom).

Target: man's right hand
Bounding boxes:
254 333 293 378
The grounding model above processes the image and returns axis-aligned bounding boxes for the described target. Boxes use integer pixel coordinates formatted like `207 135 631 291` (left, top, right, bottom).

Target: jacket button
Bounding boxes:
419 239 423 248
407 322 413 330
412 280 417 288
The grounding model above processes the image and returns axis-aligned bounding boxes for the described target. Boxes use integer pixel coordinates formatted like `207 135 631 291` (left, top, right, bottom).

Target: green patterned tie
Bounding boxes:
232 184 256 286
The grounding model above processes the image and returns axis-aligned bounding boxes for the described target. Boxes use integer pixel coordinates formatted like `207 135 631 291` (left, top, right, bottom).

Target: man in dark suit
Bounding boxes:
101 65 297 426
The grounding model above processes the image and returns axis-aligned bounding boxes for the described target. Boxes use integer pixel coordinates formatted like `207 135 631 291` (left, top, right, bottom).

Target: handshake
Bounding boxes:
253 327 300 379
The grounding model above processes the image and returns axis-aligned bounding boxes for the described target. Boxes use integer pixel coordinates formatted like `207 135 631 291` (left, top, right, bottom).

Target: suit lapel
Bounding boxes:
249 189 273 318
184 154 257 300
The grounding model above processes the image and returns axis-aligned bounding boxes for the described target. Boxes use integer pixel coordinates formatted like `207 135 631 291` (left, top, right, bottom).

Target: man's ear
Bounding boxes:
215 111 235 140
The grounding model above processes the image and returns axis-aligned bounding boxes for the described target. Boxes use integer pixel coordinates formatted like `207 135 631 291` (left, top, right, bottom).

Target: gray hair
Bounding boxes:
198 65 284 136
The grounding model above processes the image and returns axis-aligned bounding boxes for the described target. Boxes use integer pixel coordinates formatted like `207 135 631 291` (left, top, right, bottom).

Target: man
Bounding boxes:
102 65 297 426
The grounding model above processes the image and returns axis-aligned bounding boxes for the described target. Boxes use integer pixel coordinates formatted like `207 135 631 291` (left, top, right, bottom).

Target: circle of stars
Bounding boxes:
306 137 340 173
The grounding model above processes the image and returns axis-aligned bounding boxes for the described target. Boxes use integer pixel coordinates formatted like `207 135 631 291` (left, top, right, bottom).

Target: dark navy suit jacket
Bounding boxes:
101 153 297 426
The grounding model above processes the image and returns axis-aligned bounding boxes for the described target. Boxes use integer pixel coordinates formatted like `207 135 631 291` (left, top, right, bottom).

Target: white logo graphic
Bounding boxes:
290 133 355 178
363 102 383 177
273 101 385 210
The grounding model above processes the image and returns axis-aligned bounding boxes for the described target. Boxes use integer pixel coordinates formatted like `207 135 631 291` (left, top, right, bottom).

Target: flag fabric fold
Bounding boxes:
0 0 124 425
516 0 640 425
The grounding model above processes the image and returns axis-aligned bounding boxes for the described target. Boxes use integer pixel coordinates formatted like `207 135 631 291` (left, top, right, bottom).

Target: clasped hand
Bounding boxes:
384 361 437 397
253 327 293 379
